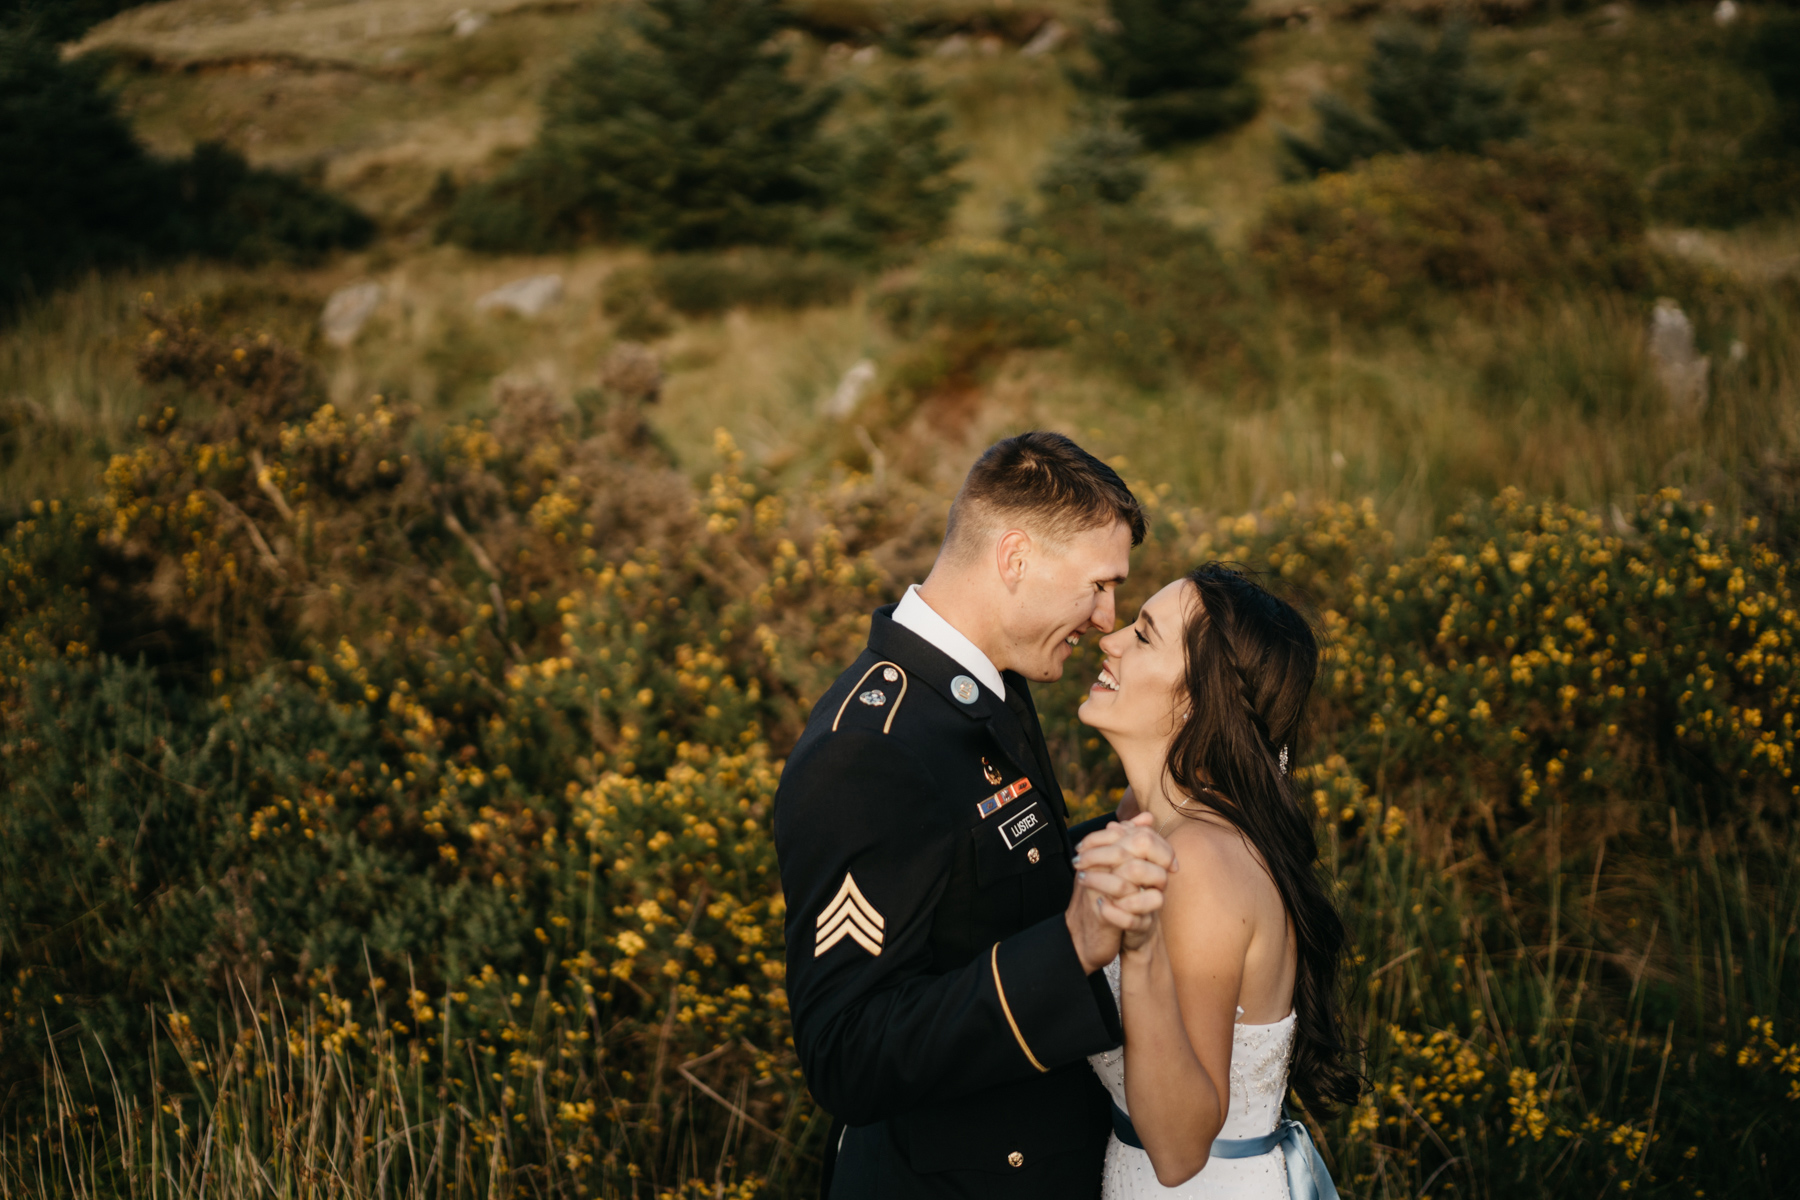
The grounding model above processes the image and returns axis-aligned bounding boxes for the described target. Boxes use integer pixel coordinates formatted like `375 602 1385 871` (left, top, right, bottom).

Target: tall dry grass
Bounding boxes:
2 958 821 1200
4 797 1790 1198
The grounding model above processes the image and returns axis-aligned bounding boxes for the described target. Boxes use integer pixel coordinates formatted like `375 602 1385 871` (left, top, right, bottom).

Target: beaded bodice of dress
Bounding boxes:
1088 956 1297 1141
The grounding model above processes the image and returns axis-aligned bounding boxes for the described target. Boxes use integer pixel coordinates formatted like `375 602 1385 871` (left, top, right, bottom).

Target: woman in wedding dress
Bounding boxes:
1072 565 1360 1199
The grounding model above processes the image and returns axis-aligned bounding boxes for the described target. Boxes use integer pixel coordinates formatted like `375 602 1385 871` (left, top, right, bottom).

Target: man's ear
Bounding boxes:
995 528 1032 588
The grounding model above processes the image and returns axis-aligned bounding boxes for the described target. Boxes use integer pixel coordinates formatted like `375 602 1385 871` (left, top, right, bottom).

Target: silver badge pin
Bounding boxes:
951 675 978 704
859 689 886 707
883 667 899 683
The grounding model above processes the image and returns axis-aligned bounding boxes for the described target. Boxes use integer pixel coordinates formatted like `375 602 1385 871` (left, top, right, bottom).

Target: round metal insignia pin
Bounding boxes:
882 667 900 683
951 675 979 704
858 689 887 707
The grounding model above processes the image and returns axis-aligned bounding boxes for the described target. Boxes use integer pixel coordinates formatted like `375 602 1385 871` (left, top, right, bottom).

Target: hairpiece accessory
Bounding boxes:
1278 745 1289 775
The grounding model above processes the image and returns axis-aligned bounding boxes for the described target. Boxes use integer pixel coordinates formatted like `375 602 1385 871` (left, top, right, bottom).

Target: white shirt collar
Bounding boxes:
892 584 1006 701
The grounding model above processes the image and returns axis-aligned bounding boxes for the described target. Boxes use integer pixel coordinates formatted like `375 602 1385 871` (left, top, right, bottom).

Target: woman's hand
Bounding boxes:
1072 812 1174 950
1119 899 1160 956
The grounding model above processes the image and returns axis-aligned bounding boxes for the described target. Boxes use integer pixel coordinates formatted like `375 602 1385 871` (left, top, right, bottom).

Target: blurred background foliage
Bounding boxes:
0 27 371 318
2 0 1799 1196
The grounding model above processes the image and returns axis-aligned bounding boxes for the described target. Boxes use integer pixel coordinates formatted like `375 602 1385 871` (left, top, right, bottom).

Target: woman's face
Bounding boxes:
1078 579 1196 742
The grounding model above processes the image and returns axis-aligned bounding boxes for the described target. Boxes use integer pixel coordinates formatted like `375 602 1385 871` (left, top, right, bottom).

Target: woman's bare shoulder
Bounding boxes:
1164 812 1262 865
1163 816 1273 909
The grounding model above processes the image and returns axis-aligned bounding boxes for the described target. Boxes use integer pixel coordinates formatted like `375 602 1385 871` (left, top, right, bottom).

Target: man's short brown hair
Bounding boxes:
943 431 1147 559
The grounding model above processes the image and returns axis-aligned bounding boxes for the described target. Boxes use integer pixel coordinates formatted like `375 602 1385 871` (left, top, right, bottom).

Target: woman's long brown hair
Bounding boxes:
1166 563 1360 1116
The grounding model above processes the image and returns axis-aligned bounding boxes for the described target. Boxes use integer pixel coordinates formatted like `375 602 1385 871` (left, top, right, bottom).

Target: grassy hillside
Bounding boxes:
0 1 1790 535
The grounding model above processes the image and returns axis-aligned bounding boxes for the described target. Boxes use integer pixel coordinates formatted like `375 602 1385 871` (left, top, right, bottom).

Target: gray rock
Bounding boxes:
823 359 877 418
1022 20 1067 57
1647 299 1709 418
320 281 382 347
475 274 564 317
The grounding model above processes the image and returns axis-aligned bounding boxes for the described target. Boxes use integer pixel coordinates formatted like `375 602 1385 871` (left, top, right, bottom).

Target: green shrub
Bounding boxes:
444 0 834 252
1648 155 1800 227
1251 148 1648 323
172 141 374 265
1282 19 1525 177
1745 10 1800 150
1 302 943 1191
884 202 1249 388
1037 487 1800 1197
444 1 963 257
599 269 677 341
421 311 509 408
0 29 370 316
1 0 146 42
1036 117 1149 207
818 70 967 259
4 304 1799 1196
782 0 1050 46
599 251 860 336
1083 0 1259 147
0 29 172 311
7 368 1800 1194
1648 12 1800 226
656 252 860 316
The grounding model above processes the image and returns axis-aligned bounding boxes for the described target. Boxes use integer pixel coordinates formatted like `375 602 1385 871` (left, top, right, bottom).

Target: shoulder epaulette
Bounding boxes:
831 661 909 735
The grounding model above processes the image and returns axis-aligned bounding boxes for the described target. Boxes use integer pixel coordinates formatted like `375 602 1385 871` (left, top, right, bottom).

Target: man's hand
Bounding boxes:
1063 813 1178 974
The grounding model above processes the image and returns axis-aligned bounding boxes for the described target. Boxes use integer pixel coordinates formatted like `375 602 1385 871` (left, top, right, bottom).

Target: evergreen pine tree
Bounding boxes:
1282 19 1524 177
1036 118 1148 207
1 27 171 309
1744 11 1800 153
1085 0 1260 149
3 0 150 43
1 27 369 315
821 71 966 257
1651 12 1800 224
447 0 837 252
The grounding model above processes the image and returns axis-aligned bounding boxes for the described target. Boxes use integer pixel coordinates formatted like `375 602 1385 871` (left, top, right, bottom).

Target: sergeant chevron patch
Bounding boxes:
815 872 884 957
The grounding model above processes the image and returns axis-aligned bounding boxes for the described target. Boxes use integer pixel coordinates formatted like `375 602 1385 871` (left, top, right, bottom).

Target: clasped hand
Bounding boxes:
1064 812 1177 973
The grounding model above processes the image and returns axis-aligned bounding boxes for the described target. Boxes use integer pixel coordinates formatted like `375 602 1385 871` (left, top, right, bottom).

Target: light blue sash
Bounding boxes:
1110 1101 1340 1200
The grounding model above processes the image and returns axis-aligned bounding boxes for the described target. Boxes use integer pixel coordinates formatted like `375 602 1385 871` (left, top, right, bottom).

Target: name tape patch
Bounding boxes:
999 801 1045 850
976 776 1033 820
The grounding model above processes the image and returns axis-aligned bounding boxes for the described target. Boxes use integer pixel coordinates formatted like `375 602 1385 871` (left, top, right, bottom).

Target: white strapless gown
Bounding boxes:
1088 957 1296 1199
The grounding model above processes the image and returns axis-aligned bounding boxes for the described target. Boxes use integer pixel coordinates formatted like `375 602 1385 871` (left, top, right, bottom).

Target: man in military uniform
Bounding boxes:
776 432 1179 1199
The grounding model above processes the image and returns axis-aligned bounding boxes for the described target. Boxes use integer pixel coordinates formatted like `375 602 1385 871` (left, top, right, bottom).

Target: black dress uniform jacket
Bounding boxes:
775 606 1123 1200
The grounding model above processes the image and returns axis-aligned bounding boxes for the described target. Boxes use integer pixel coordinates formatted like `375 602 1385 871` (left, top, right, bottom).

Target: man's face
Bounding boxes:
1003 519 1134 682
